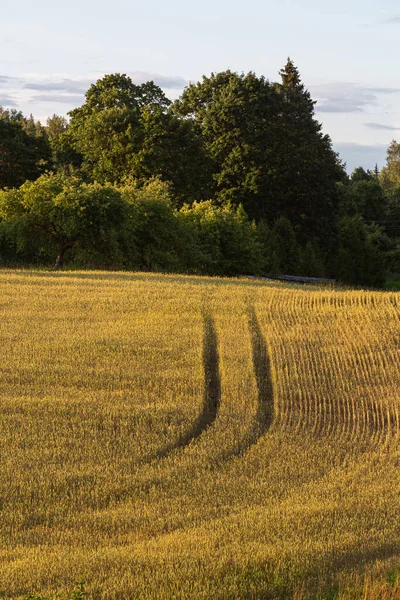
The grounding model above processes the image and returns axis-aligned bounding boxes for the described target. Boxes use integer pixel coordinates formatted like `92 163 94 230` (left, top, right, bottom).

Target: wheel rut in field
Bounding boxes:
248 304 274 433
224 304 275 459
152 312 221 460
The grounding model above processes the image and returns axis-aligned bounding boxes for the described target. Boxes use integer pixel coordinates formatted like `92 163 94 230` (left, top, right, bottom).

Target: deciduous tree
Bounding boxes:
0 173 126 268
0 108 51 189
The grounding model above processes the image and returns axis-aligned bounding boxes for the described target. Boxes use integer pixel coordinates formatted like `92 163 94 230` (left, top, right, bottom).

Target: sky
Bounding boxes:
1 0 400 173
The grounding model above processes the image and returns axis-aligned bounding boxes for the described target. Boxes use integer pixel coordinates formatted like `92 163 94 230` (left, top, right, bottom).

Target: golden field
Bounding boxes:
0 269 399 599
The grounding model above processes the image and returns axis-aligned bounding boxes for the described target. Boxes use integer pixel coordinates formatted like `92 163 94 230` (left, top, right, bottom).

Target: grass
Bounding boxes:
0 269 399 599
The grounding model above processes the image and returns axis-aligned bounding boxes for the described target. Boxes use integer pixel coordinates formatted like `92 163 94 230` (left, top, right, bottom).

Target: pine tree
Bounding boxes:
268 58 345 247
278 58 316 118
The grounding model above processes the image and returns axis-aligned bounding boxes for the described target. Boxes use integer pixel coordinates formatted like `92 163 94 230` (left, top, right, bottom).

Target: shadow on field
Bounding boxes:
152 312 221 460
247 304 274 433
220 303 275 460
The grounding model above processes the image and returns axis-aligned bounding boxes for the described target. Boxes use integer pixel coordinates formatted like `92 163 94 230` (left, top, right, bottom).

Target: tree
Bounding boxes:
65 73 210 202
129 106 212 206
350 166 373 182
381 140 400 186
119 178 184 271
46 114 68 141
271 59 345 245
179 200 262 275
0 108 52 189
44 114 83 174
71 74 171 116
333 215 385 287
338 179 388 224
174 62 345 246
0 173 126 268
66 74 171 183
379 140 400 237
174 70 280 218
269 216 299 274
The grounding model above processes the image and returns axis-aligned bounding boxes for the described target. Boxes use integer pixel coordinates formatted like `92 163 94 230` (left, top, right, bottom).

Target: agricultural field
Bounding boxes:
0 269 400 599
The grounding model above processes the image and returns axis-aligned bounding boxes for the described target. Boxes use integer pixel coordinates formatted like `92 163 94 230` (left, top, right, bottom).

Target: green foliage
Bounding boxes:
45 115 82 174
0 69 397 286
1 171 389 285
350 166 375 182
174 69 280 218
256 220 277 274
174 61 345 246
298 241 326 277
70 104 141 183
50 130 83 175
46 114 68 141
128 106 212 206
179 201 262 275
120 178 184 271
66 74 210 203
118 180 263 275
333 215 386 287
272 59 345 245
383 185 400 239
259 215 326 278
0 173 126 267
379 140 400 237
338 180 388 224
0 107 52 189
67 74 168 183
380 139 400 194
73 73 170 115
0 219 20 265
269 216 299 274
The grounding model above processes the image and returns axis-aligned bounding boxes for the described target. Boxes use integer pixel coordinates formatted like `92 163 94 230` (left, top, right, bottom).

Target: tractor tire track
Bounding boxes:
221 304 275 459
247 304 274 434
151 312 221 461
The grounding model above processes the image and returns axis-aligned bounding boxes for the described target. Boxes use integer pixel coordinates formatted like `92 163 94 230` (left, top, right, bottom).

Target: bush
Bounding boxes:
120 178 185 271
179 201 262 275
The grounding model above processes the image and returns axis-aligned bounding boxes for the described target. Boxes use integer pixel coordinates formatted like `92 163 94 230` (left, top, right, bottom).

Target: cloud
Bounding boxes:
383 15 400 24
0 93 17 107
0 70 188 118
19 72 187 105
333 142 388 173
24 78 93 94
129 71 188 89
30 93 86 105
0 75 19 86
23 72 187 95
311 83 400 114
364 122 399 131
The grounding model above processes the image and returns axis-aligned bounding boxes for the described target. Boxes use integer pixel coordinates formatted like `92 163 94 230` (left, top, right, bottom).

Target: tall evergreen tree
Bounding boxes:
270 58 345 245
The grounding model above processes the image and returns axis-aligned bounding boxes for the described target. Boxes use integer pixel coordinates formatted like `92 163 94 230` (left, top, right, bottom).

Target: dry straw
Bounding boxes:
0 270 399 599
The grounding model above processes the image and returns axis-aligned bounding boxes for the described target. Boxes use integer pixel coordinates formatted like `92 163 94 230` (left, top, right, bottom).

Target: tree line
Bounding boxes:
1 59 399 286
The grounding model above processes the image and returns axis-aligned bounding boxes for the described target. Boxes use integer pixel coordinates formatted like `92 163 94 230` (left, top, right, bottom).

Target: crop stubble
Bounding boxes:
0 270 399 599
